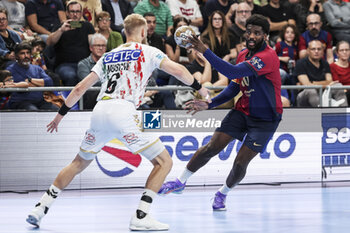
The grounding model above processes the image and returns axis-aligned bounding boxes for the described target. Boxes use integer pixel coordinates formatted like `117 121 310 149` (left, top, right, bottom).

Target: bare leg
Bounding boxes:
53 154 93 190
213 145 258 211
130 149 173 230
187 131 233 172
27 154 93 227
145 149 173 192
226 145 258 188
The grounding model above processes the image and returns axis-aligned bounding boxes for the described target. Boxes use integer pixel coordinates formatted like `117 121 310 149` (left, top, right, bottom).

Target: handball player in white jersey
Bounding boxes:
26 13 209 231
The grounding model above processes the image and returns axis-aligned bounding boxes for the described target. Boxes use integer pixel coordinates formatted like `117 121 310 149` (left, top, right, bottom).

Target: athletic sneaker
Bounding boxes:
158 179 186 195
129 214 169 231
26 203 47 227
212 191 227 211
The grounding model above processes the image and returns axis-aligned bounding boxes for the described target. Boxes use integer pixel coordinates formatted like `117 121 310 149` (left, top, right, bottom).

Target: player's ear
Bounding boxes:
141 26 146 39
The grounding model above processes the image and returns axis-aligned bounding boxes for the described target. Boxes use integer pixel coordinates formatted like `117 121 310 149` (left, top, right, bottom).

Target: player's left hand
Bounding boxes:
47 113 64 133
184 99 209 115
186 35 208 54
198 86 212 103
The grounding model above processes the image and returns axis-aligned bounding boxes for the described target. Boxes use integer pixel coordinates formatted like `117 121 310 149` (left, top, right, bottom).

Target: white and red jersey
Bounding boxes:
92 42 167 108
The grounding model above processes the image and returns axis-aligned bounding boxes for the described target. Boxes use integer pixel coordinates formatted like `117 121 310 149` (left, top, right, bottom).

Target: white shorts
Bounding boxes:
79 99 165 161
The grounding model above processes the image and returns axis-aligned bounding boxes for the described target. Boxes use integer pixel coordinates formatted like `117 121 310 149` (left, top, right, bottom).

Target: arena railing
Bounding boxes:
1 85 350 110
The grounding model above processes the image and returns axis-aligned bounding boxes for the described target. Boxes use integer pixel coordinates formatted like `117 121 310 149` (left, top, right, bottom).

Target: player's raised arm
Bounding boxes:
187 35 254 80
47 72 99 133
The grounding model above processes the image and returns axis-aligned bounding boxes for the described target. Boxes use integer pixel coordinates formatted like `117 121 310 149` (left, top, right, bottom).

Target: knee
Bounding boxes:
154 152 173 173
72 157 90 174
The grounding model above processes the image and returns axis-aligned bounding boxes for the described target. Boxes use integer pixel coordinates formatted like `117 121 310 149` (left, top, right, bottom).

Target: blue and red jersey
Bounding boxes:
299 30 332 59
275 41 298 72
205 42 282 121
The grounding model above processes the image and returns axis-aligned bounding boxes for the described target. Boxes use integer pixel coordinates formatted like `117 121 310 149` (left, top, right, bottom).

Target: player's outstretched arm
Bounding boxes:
47 72 99 133
160 58 211 101
188 35 254 80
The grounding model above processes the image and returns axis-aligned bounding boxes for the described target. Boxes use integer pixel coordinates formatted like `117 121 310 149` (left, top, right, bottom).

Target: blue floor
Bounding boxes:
1 183 349 233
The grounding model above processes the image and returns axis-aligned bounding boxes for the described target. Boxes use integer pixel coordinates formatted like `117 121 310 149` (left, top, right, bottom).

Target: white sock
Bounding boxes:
219 184 231 195
177 168 193 184
136 189 156 219
38 184 62 209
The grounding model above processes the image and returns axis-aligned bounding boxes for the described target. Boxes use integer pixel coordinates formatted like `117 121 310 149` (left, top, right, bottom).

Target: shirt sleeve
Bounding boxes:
39 67 53 86
275 42 281 55
245 50 277 76
91 55 105 83
203 49 255 79
298 35 306 51
24 1 36 17
294 59 307 76
149 47 168 69
326 32 333 49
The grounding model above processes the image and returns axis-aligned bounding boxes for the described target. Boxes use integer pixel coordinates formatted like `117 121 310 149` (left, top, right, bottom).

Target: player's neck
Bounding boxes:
127 37 143 44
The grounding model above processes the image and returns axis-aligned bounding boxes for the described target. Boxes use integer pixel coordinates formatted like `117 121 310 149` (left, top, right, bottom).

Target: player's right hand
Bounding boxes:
184 99 209 115
47 113 64 133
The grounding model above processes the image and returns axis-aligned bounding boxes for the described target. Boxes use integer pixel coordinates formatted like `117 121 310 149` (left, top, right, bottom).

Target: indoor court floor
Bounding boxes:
0 183 349 233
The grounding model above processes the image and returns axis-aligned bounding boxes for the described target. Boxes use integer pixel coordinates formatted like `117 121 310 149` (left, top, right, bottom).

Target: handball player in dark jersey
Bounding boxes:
159 14 283 211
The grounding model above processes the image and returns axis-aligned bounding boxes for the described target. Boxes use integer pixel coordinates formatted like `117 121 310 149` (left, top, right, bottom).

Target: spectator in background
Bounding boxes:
323 0 350 43
101 0 133 33
6 42 57 110
228 2 251 54
31 37 61 87
0 70 13 109
261 0 296 45
31 38 47 70
298 13 333 64
201 11 237 62
25 0 66 42
95 11 123 52
283 0 328 34
275 24 299 84
295 40 347 107
47 1 95 86
134 0 173 37
166 0 203 35
225 0 262 28
75 0 102 27
77 33 107 109
0 8 21 69
0 0 34 40
202 0 234 32
165 17 195 64
330 41 350 103
145 12 164 52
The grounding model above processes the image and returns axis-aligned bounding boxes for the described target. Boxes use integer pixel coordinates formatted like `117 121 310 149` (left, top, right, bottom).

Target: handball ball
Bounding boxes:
174 26 195 49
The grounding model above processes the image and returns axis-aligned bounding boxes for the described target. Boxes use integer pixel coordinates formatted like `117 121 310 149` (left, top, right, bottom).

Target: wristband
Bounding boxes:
190 79 202 91
27 77 32 83
58 103 71 116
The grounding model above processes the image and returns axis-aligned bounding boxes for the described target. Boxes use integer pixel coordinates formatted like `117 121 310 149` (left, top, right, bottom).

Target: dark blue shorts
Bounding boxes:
216 109 281 153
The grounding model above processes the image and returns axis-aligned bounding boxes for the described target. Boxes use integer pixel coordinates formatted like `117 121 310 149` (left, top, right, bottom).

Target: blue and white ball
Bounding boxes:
174 26 195 49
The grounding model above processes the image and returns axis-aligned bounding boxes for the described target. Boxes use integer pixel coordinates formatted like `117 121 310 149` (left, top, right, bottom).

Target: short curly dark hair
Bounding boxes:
246 14 270 35
14 42 32 55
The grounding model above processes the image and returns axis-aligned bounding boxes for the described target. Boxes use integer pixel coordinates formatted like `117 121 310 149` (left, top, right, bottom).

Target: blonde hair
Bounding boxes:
124 14 147 36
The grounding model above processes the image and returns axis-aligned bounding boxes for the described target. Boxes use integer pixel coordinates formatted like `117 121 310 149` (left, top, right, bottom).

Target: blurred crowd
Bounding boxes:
0 0 349 110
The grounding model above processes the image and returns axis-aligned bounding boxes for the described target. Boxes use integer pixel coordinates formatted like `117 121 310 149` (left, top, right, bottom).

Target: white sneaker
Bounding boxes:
129 214 169 231
26 204 47 227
